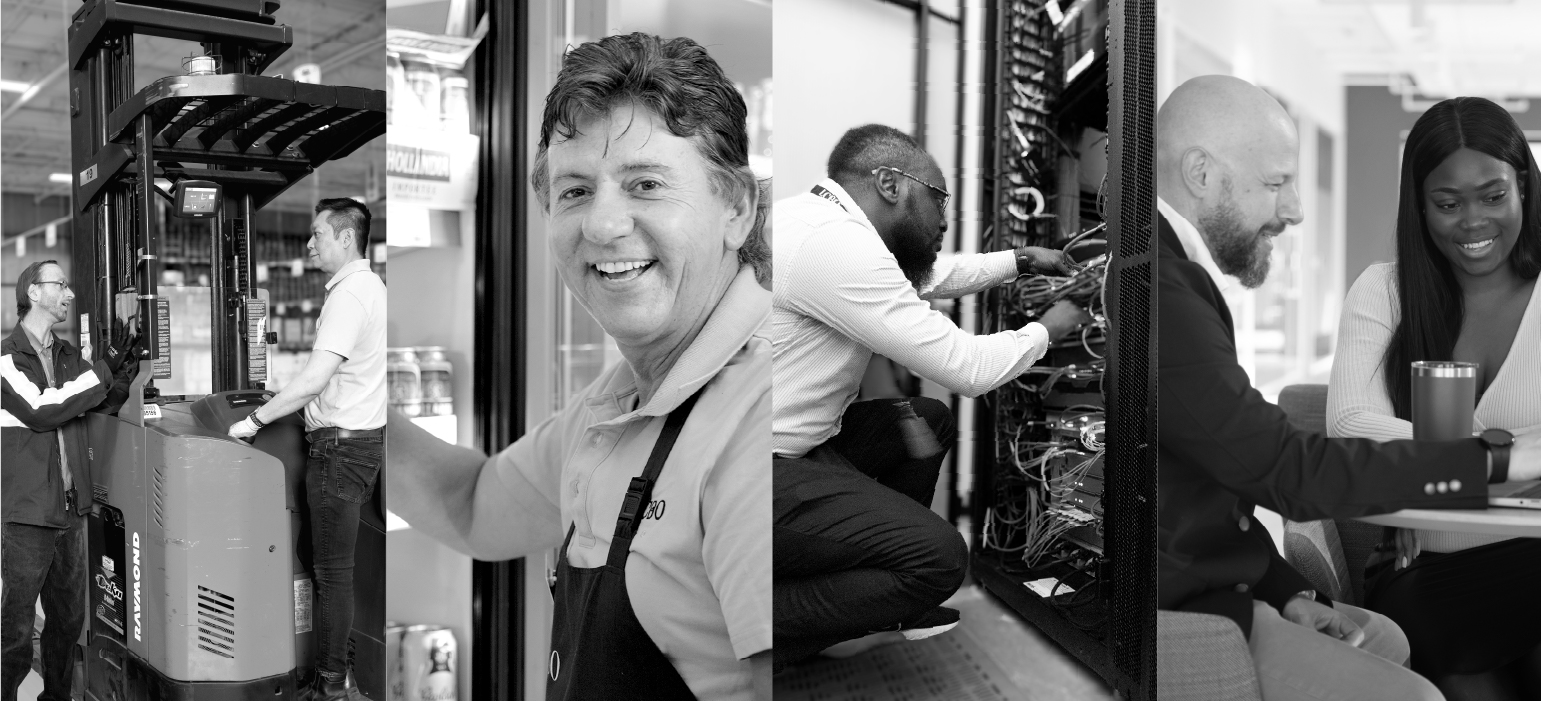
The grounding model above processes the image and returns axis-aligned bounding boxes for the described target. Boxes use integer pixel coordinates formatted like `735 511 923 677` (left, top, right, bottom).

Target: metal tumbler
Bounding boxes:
1411 361 1478 441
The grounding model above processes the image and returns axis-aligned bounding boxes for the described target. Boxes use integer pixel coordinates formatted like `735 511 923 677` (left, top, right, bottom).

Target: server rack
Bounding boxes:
971 1 1156 698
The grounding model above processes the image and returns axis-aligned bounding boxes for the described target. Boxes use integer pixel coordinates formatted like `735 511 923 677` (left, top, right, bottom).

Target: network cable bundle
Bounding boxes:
973 1 1155 698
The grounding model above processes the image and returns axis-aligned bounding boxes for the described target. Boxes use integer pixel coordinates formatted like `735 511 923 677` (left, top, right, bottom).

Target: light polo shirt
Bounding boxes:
305 258 387 432
471 268 770 699
772 178 1050 457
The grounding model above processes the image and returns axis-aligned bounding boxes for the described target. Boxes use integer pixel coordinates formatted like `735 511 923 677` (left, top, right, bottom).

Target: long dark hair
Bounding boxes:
1384 97 1541 418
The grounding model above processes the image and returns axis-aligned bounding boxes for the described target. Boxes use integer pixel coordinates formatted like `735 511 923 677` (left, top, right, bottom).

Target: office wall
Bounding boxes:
1159 0 1342 133
1161 0 1347 389
773 0 917 199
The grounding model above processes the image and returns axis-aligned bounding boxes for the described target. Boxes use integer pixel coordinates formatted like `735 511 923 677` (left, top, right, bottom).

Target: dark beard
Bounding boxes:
889 198 939 288
1196 195 1276 289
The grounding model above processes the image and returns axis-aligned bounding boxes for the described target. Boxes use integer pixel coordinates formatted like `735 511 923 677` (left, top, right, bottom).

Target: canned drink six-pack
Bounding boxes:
387 348 422 418
415 347 454 417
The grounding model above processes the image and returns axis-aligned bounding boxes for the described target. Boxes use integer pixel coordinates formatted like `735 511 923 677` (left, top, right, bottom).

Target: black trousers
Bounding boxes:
1366 536 1541 677
773 397 966 669
1 516 87 701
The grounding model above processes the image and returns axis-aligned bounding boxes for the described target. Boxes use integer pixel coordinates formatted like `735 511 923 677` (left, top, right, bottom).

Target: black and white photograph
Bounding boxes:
771 1 1156 700
382 1 772 700
1155 2 1541 700
26 0 1541 700
2 0 388 700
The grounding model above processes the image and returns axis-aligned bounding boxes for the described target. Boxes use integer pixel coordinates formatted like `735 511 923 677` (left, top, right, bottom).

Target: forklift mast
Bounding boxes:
63 3 388 699
67 0 385 391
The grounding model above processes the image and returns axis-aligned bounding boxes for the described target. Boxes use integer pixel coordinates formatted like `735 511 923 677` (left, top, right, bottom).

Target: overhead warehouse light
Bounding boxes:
48 173 72 184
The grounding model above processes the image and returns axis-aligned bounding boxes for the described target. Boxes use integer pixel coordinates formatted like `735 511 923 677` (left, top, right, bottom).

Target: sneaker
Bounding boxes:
898 605 961 641
817 606 962 658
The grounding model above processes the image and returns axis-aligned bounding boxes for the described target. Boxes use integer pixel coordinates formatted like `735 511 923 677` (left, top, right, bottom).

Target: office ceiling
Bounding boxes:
1271 0 1541 98
1 0 385 211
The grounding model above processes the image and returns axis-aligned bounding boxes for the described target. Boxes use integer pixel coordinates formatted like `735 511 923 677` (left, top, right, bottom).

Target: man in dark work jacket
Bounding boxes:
1157 76 1541 701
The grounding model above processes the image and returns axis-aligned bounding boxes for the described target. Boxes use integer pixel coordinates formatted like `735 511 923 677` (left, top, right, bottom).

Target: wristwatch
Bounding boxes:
249 411 266 430
1481 428 1514 484
1290 589 1316 603
1015 250 1034 276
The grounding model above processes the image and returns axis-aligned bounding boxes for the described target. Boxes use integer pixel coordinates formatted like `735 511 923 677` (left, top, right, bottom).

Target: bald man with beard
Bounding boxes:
1156 75 1541 700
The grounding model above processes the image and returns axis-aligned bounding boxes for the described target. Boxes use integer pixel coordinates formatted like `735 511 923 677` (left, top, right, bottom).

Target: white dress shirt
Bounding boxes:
1158 197 1232 294
772 178 1049 457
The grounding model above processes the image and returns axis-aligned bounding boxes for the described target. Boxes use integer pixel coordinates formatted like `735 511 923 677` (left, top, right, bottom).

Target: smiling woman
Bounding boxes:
385 32 772 701
1327 96 1541 698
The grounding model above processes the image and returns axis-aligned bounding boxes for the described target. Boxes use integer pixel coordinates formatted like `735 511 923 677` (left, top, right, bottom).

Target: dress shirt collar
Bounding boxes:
812 178 879 234
586 266 770 423
1157 196 1233 293
20 321 54 355
324 258 373 291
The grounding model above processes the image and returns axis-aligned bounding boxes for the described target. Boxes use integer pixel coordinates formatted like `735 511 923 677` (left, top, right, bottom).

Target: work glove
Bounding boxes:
228 416 260 441
101 333 139 375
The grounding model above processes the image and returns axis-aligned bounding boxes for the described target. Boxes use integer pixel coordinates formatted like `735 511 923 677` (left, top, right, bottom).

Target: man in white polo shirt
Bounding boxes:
227 198 386 701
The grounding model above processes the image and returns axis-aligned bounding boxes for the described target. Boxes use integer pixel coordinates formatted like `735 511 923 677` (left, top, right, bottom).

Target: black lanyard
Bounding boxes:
811 184 848 212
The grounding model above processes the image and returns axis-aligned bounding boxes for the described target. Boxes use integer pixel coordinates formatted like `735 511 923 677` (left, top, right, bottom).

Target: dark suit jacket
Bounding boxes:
1157 212 1488 637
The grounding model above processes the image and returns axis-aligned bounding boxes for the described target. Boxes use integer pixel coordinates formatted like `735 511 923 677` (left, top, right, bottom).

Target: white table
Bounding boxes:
1356 507 1541 538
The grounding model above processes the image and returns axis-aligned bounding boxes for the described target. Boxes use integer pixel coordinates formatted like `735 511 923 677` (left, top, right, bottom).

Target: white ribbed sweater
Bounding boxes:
1327 262 1541 552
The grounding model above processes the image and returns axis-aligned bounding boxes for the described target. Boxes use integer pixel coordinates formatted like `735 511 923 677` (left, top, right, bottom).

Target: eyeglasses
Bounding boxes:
872 166 950 214
33 280 72 291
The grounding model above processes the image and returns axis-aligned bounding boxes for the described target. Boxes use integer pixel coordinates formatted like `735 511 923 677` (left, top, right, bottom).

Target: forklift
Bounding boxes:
64 1 386 698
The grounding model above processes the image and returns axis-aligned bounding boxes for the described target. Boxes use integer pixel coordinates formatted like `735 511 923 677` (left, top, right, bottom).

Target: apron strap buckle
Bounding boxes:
613 476 652 539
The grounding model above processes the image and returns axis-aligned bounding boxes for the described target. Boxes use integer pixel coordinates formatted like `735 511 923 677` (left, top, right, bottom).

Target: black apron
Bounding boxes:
546 391 702 701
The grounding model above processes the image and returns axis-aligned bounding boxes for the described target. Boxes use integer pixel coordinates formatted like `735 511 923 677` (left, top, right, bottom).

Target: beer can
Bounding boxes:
415 347 453 417
388 348 422 418
401 625 456 701
385 623 408 701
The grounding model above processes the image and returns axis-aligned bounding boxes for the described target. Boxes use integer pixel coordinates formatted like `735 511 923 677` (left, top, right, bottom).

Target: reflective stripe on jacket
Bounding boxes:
1 323 110 526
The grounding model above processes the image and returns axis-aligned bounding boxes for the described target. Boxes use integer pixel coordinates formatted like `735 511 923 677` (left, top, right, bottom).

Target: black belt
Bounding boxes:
306 427 383 442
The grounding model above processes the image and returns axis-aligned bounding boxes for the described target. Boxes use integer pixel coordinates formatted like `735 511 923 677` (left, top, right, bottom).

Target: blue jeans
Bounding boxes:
1 517 87 701
305 431 383 683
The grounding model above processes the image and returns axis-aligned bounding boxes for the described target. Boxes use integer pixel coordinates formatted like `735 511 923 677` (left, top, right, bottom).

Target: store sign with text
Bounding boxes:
386 128 479 212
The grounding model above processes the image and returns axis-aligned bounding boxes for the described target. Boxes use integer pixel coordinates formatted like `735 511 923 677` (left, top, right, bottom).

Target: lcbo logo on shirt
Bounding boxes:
643 499 666 521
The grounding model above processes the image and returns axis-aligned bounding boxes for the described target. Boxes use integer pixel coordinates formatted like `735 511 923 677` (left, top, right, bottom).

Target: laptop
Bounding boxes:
1490 480 1541 509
